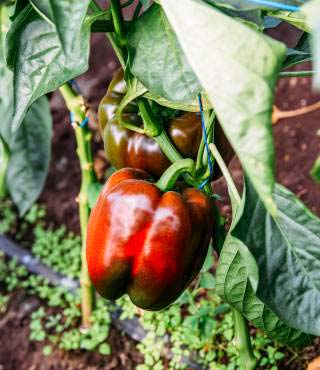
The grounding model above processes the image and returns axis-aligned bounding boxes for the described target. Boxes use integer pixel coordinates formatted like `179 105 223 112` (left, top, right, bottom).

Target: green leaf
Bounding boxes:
310 156 320 182
162 0 286 216
216 233 311 346
42 345 52 356
282 33 312 70
264 16 282 29
6 5 90 129
5 96 52 216
200 272 215 289
302 0 320 89
0 5 13 125
201 245 214 272
128 4 201 103
139 0 152 8
233 178 320 336
88 182 103 209
268 10 309 32
0 135 9 197
29 0 90 52
98 342 111 356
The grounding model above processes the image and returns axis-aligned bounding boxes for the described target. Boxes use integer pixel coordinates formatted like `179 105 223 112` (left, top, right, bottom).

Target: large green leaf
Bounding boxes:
5 96 52 216
216 232 311 346
302 0 320 89
6 5 90 129
128 4 201 103
29 0 90 51
233 179 320 336
162 0 286 216
1 4 51 212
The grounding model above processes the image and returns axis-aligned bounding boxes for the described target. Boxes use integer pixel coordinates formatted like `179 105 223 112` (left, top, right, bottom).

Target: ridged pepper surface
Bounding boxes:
86 168 214 310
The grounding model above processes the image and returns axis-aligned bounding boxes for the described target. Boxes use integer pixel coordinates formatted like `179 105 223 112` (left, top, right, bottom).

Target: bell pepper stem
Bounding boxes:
156 159 195 192
137 98 163 137
59 83 96 329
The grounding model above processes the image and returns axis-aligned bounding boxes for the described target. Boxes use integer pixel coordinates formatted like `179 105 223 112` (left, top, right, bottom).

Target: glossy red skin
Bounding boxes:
86 168 214 310
103 112 203 178
98 69 137 134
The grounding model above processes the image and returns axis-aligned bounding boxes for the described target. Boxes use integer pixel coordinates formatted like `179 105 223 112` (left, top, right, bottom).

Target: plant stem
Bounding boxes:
208 143 257 369
59 84 96 328
156 159 195 191
107 33 126 68
279 70 314 78
233 309 257 370
209 143 241 205
110 0 127 50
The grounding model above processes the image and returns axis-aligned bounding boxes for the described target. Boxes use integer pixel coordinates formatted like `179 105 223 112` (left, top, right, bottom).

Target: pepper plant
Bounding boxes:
1 0 320 369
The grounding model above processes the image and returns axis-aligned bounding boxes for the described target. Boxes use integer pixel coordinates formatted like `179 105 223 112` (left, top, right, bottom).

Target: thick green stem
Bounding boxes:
156 159 195 191
233 309 257 370
59 84 96 328
110 0 127 51
137 98 163 137
279 70 314 78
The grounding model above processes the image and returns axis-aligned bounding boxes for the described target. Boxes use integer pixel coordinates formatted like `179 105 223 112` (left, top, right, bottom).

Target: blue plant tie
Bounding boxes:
246 0 300 11
69 112 89 128
198 94 214 190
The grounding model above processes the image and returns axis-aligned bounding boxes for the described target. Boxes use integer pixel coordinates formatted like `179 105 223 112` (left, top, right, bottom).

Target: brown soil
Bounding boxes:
0 290 142 370
1 26 320 370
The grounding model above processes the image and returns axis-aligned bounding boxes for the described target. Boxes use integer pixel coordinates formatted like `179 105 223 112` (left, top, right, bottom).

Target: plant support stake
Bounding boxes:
59 84 96 328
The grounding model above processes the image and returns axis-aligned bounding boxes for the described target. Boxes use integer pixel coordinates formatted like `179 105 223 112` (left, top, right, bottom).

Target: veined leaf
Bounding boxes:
29 0 90 52
216 232 311 346
5 96 52 216
6 5 90 129
233 178 320 336
162 0 287 216
1 3 51 213
128 4 202 103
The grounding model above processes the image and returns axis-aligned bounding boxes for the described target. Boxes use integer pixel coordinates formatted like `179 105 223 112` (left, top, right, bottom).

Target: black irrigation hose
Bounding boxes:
0 234 203 370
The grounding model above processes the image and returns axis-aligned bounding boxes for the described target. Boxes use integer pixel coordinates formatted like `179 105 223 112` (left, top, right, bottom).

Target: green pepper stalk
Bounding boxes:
59 84 96 329
209 143 257 370
156 159 195 192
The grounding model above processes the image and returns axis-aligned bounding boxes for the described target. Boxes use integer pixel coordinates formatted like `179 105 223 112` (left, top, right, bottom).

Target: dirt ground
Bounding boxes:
1 25 320 370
